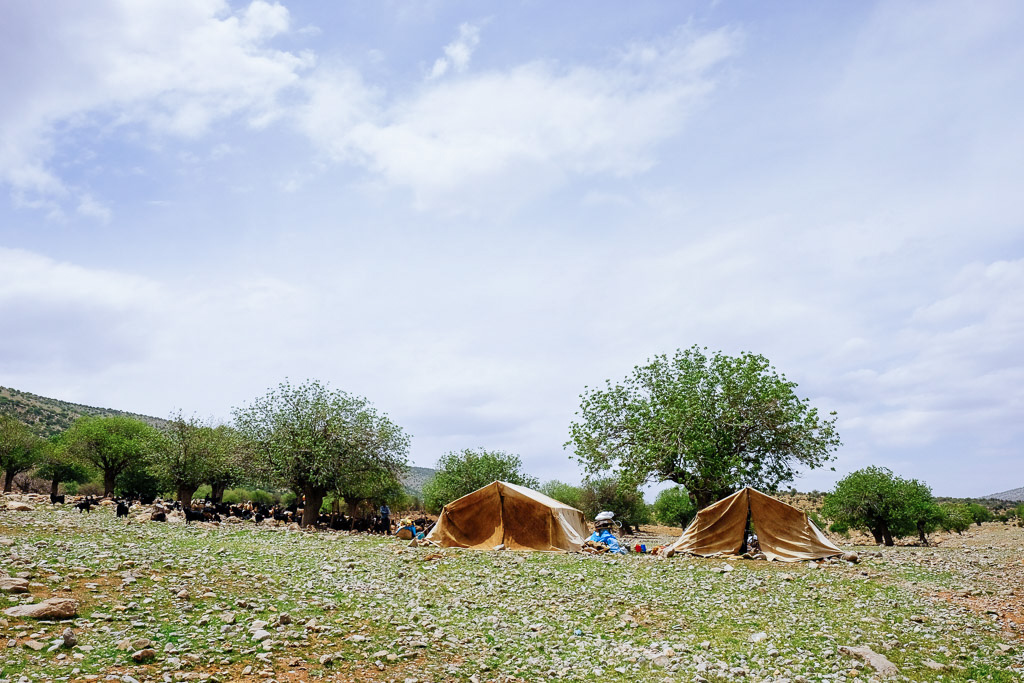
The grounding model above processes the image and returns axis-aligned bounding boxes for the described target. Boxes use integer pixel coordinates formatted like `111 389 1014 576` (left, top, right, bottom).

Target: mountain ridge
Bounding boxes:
983 486 1024 502
0 385 169 438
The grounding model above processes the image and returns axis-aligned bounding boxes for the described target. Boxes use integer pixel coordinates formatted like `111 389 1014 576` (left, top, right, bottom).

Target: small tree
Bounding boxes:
0 415 42 493
966 503 992 526
233 380 409 527
941 503 973 534
822 467 941 546
578 477 650 532
152 413 239 509
653 486 697 529
62 416 160 497
422 448 538 514
540 480 584 510
568 346 840 508
899 478 945 546
34 435 93 497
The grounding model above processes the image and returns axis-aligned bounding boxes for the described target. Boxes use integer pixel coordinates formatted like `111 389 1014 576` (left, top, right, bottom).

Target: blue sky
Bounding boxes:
1 1 1022 496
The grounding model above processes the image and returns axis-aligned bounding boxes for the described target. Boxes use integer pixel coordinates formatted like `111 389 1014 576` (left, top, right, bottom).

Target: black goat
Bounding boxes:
74 496 96 513
49 494 65 505
151 511 167 522
116 500 130 518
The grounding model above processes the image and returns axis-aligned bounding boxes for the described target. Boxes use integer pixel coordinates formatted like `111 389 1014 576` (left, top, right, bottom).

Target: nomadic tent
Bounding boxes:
426 481 589 552
664 487 841 562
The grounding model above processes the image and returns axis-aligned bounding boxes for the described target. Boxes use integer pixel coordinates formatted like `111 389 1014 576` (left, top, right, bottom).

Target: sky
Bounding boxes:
1 0 1022 498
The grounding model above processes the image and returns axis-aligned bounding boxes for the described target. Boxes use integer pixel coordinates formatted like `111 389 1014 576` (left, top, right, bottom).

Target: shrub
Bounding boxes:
829 520 850 536
966 502 992 526
652 486 696 529
941 503 973 534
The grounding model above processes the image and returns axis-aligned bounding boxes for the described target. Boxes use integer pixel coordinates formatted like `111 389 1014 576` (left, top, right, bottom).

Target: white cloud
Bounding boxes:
297 25 741 212
0 0 312 206
428 22 482 80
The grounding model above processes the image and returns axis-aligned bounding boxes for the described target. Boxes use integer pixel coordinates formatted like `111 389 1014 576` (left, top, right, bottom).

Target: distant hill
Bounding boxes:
0 386 168 438
401 466 436 499
984 486 1024 502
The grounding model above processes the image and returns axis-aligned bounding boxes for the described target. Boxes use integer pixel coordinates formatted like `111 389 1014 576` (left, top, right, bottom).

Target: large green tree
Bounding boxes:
152 413 241 509
569 346 841 508
233 380 409 527
61 416 160 497
0 415 42 492
422 448 538 514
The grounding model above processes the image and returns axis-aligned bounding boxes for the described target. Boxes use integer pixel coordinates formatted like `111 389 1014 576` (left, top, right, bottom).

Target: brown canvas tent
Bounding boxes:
664 487 841 562
426 481 589 552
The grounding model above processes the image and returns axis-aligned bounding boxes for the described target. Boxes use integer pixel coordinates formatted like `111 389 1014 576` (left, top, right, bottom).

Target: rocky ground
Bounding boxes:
0 500 1021 682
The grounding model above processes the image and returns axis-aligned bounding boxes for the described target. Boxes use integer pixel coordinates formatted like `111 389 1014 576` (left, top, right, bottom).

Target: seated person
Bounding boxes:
584 515 626 554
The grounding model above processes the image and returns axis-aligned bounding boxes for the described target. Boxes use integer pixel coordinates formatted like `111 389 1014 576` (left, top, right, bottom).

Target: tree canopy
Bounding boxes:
233 379 409 526
568 346 840 507
61 416 160 497
822 466 943 546
422 448 538 514
152 413 242 508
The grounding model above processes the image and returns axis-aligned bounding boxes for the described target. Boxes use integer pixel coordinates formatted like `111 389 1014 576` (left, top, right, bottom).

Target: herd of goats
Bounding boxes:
48 493 433 534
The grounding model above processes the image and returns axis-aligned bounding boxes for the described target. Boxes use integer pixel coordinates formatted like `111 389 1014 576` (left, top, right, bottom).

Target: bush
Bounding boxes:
78 481 104 497
941 503 973 534
829 520 850 536
220 487 280 507
966 502 992 526
652 486 696 529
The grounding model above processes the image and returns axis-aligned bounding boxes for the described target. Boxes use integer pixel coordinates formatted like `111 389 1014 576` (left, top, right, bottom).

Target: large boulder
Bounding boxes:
0 577 30 593
4 597 79 619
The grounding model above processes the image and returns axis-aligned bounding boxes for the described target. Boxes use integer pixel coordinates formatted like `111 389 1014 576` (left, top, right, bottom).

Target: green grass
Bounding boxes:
0 507 1020 682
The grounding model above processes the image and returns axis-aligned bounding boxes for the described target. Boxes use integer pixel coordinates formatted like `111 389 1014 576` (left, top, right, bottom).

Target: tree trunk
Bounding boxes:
882 524 894 547
870 526 883 544
917 524 929 546
301 485 324 528
178 486 197 511
103 470 117 498
211 484 226 505
3 470 14 493
51 478 60 497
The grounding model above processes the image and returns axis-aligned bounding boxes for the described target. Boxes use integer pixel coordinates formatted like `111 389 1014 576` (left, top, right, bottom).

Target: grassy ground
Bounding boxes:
0 505 1021 682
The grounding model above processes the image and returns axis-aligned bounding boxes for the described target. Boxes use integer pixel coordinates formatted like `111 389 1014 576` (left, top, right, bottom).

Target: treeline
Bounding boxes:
0 380 415 526
819 466 1024 545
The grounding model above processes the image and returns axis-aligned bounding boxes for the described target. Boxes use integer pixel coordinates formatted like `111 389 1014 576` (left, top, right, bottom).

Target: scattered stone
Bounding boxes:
23 639 45 651
842 551 860 564
4 597 79 619
923 660 947 671
176 589 190 600
839 645 899 676
131 648 156 662
252 629 272 642
61 627 77 648
749 632 768 643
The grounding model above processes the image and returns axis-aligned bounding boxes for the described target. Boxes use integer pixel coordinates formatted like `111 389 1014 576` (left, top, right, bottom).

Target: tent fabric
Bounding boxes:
665 488 841 562
426 481 589 552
